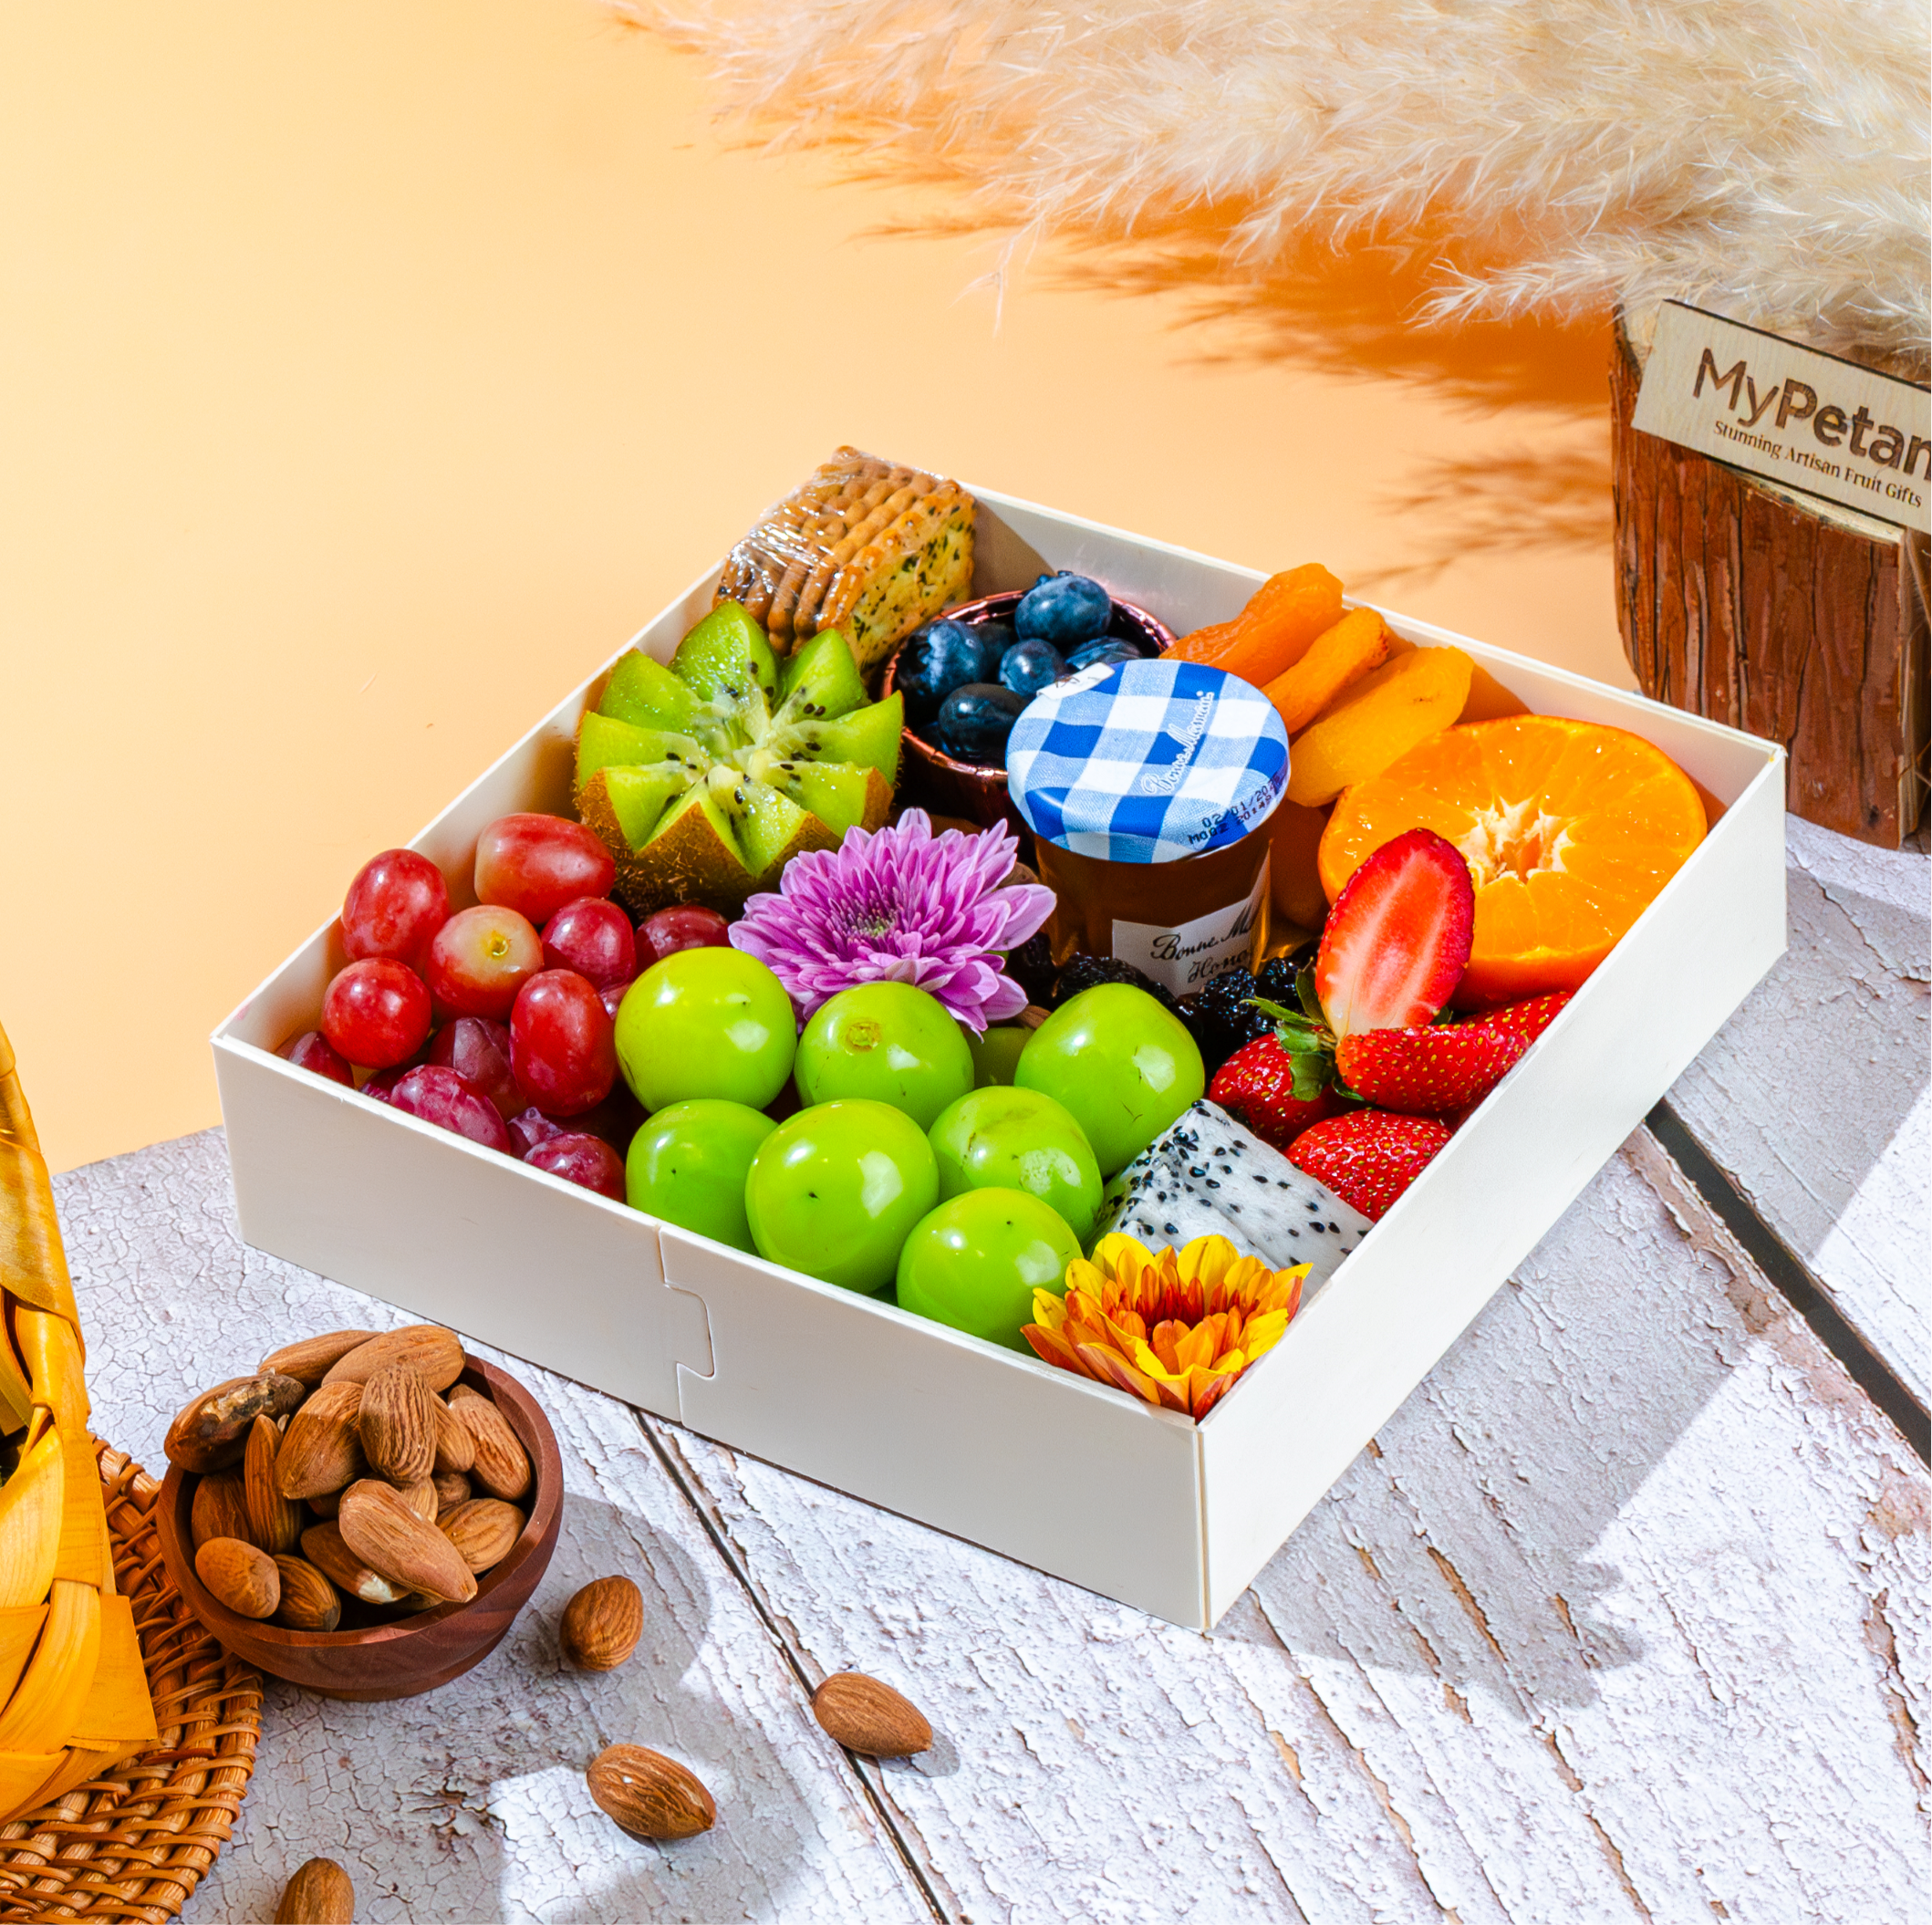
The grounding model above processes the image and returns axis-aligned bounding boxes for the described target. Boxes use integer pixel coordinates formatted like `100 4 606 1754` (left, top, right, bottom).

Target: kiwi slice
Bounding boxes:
576 612 899 916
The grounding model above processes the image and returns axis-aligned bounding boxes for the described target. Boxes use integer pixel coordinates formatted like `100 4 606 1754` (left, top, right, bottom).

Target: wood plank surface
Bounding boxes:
55 1130 934 1925
1667 816 1929 1410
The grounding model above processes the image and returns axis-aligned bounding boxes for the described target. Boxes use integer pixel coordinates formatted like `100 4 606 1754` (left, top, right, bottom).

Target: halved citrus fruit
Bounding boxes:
1317 715 1708 1004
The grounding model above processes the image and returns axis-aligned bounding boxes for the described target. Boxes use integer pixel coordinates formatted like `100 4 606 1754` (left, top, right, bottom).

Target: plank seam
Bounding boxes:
629 1410 956 1925
1644 1104 1930 1463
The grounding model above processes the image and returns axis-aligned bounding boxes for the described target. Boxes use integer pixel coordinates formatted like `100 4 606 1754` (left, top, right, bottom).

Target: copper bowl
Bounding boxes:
158 1354 563 1702
882 589 1176 832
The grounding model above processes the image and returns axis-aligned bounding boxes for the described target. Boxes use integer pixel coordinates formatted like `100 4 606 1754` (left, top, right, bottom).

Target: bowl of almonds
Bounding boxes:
155 1324 563 1701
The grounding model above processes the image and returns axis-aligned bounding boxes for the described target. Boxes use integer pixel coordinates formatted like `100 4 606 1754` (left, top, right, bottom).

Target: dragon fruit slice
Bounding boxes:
1094 1098 1373 1287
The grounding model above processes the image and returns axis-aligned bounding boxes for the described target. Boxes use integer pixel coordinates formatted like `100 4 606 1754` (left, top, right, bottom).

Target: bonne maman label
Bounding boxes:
1632 302 1931 536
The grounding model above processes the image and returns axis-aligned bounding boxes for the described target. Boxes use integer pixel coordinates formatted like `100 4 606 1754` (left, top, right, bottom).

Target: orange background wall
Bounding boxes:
0 2 1622 1174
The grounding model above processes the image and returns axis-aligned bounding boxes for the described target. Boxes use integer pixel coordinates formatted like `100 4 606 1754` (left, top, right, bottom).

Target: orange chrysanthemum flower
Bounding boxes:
1022 1233 1307 1421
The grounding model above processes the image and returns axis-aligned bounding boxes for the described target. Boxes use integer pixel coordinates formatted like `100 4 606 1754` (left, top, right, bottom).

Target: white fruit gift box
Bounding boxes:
0 1022 158 1819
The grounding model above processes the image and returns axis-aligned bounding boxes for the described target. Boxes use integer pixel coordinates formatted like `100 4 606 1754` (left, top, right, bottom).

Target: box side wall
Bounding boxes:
664 1228 1211 1628
1197 754 1790 1619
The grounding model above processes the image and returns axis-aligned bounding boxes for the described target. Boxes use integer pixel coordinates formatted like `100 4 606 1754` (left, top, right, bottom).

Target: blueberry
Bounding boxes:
1065 638 1140 672
973 619 1018 658
1000 638 1066 697
895 619 1002 727
1014 572 1113 647
935 682 1029 765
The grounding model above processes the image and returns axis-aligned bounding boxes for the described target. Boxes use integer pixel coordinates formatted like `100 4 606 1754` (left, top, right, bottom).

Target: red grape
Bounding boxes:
386 1065 514 1153
280 1029 353 1087
636 904 732 968
427 1016 520 1119
510 970 617 1116
507 1106 566 1156
542 898 636 989
599 981 632 1026
524 1132 626 1200
321 959 432 1068
341 849 449 967
427 905 543 1019
474 815 615 927
360 1062 415 1104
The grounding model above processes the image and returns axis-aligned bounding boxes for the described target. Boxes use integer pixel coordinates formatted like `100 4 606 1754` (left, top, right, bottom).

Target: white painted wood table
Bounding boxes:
56 817 1928 1925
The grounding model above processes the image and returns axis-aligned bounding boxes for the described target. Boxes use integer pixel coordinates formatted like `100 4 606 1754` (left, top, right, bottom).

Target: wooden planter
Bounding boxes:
1610 315 1929 848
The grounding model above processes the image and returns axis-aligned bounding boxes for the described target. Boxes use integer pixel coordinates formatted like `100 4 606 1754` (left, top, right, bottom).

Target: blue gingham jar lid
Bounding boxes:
1005 658 1290 863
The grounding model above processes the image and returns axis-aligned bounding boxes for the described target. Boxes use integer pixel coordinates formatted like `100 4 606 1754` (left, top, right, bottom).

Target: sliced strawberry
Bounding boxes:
1286 1109 1451 1221
1334 1023 1528 1116
1465 990 1574 1046
1209 1035 1338 1150
1315 829 1474 1039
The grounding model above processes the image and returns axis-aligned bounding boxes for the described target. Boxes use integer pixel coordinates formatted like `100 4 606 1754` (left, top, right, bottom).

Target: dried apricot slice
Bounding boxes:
1317 715 1708 1004
1168 564 1344 683
1284 645 1473 807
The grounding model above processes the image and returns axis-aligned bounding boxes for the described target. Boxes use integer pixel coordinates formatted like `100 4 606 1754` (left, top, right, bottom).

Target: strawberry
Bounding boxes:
1464 990 1574 1047
1314 829 1474 1038
1286 1109 1451 1221
1334 1022 1528 1116
1208 1035 1337 1149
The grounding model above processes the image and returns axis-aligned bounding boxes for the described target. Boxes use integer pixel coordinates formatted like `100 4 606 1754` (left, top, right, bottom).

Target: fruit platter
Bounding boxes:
213 463 1786 1629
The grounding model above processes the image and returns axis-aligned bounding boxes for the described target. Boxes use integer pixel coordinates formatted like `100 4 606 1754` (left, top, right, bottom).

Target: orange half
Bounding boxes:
1317 716 1708 1004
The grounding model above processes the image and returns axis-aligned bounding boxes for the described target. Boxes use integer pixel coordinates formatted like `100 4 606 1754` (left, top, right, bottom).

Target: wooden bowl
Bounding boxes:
158 1355 563 1702
882 589 1176 832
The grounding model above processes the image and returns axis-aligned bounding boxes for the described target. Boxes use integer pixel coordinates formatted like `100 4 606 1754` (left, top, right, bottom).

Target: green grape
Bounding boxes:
895 1189 1082 1350
1014 983 1204 1176
794 983 973 1129
966 1025 1030 1087
614 947 795 1111
744 1099 939 1294
928 1087 1103 1243
625 1098 775 1253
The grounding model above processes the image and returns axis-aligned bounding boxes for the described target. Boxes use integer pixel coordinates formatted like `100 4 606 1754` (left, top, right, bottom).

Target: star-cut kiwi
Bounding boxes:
576 603 901 915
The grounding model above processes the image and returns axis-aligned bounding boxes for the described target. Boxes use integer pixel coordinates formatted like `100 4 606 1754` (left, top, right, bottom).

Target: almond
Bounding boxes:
274 1855 355 1924
300 1521 410 1607
323 1325 464 1391
451 1393 532 1502
259 1329 375 1388
271 1556 342 1632
431 1398 475 1475
195 1536 281 1618
338 1479 476 1606
306 1487 343 1520
191 1468 255 1550
165 1372 306 1473
431 1469 472 1511
276 1382 366 1500
358 1364 437 1485
437 1497 523 1574
560 1576 642 1671
398 1478 439 1524
811 1672 931 1758
587 1744 714 1841
244 1413 304 1555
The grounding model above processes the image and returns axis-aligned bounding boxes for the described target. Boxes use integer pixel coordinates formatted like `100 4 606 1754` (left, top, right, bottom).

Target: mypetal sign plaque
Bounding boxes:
1633 302 1931 536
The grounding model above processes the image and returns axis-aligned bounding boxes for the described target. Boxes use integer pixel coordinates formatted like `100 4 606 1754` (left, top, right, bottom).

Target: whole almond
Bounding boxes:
587 1744 714 1841
165 1372 306 1473
260 1330 376 1388
431 1470 472 1511
272 1556 342 1632
811 1673 931 1758
300 1521 410 1607
431 1399 475 1475
191 1468 255 1551
323 1325 463 1391
338 1479 476 1606
358 1365 437 1485
437 1498 523 1574
274 1855 355 1924
244 1414 304 1555
398 1478 439 1523
276 1382 367 1500
306 1487 343 1520
560 1576 642 1671
452 1394 532 1502
195 1536 281 1619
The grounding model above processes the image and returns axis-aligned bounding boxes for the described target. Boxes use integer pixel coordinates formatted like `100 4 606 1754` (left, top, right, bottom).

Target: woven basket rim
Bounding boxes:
0 1440 259 1924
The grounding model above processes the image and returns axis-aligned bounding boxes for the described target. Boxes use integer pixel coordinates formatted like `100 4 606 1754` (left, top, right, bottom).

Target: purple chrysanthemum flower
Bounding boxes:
729 810 1055 1032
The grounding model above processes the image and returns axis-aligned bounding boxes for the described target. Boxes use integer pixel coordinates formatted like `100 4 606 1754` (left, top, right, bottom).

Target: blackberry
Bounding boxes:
1004 931 1058 1009
1049 954 1178 1012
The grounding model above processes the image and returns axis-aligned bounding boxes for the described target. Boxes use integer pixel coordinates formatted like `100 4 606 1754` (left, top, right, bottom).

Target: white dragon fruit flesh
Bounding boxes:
1094 1098 1372 1287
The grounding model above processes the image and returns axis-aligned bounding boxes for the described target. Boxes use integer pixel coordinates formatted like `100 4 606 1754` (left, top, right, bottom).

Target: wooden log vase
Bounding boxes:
1611 312 1929 848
